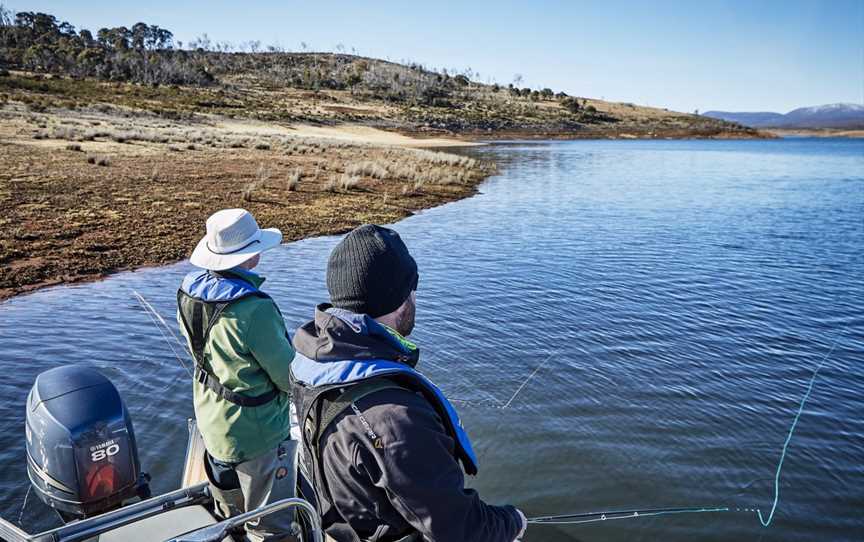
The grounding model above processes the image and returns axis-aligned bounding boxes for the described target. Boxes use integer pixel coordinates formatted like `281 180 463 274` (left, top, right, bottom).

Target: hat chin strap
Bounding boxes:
207 230 262 255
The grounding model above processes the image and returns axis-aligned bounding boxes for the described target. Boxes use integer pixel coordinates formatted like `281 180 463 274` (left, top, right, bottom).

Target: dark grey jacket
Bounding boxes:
292 305 522 542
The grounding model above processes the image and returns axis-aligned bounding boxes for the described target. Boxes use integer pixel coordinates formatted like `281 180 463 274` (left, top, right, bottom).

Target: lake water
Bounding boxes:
1 138 862 541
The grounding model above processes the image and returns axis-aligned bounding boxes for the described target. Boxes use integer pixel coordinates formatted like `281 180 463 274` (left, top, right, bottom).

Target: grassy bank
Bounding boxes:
0 66 769 301
0 103 494 300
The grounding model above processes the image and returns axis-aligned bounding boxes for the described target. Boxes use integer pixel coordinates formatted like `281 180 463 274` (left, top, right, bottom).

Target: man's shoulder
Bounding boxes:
359 385 429 409
351 385 445 440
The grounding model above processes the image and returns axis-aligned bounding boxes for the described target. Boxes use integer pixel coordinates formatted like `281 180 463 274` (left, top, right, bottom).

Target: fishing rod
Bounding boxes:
528 505 737 525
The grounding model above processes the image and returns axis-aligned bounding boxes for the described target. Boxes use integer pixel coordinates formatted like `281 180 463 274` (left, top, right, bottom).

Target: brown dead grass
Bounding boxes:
0 106 494 300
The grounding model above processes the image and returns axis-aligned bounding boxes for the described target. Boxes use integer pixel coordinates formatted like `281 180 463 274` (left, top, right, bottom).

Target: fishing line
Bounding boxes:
451 351 556 411
132 290 193 378
425 347 501 405
755 332 843 527
502 352 554 408
469 351 557 464
133 290 188 351
17 485 30 526
448 397 507 408
524 331 845 530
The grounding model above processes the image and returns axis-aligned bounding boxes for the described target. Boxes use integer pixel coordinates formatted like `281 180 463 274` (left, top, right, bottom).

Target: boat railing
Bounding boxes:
0 482 321 542
167 497 323 542
0 482 210 542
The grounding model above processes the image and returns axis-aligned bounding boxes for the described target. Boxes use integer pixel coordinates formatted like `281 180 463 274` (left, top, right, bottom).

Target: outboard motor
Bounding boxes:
25 366 150 521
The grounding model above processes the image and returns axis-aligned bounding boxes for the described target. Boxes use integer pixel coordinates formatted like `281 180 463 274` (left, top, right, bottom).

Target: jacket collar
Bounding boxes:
292 304 420 367
220 267 265 288
181 267 265 302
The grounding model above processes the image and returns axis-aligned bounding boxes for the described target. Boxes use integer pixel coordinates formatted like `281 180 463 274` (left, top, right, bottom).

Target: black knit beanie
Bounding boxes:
327 225 419 318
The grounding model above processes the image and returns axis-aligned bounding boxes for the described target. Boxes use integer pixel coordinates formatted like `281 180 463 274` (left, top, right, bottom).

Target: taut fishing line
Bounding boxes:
17 485 30 526
449 351 555 410
502 353 554 408
519 332 845 530
133 290 193 378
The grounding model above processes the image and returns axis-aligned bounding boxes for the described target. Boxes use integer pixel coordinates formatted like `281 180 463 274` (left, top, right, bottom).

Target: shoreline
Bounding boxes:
398 126 775 141
764 128 864 139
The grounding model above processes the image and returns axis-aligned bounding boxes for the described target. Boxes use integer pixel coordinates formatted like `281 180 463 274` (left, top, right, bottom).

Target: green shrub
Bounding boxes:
561 97 580 113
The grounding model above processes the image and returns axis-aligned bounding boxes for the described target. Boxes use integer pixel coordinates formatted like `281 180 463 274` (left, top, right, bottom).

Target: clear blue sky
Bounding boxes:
8 0 863 113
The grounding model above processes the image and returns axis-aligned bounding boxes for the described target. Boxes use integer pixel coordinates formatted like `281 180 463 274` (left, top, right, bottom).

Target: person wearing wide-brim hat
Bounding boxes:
177 208 298 541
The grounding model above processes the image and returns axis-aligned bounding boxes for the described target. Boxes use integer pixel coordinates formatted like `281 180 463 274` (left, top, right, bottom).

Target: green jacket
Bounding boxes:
177 268 295 463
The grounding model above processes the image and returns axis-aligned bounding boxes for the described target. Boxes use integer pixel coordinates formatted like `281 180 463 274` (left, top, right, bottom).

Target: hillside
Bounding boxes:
704 103 864 129
0 10 766 140
0 10 771 300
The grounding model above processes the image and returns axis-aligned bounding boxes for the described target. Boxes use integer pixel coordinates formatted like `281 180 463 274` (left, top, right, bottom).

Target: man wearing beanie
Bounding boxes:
290 224 527 542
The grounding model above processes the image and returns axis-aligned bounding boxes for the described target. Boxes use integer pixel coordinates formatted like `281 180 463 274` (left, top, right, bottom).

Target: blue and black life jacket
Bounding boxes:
290 306 479 533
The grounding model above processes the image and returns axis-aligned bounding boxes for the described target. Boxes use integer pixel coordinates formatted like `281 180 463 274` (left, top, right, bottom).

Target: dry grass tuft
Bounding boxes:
286 169 301 191
340 173 361 191
345 161 389 179
241 181 260 202
86 155 111 166
323 176 340 193
257 164 270 186
401 181 424 197
51 126 77 140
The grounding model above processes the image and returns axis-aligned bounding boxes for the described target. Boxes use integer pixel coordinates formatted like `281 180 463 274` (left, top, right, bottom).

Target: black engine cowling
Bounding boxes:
25 366 149 520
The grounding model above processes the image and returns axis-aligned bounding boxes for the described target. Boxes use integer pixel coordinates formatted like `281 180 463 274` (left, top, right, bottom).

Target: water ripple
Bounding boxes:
1 139 862 540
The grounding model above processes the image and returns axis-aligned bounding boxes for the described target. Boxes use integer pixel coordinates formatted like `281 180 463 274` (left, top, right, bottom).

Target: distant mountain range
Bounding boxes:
703 103 864 129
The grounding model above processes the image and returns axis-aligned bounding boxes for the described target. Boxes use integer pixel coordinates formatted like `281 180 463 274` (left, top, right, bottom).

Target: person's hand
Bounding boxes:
513 508 527 541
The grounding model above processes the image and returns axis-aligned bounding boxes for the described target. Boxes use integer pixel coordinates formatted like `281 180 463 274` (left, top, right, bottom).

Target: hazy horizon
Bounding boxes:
6 0 863 114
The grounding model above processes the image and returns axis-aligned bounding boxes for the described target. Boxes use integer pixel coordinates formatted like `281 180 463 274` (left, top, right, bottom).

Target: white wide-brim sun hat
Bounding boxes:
190 208 282 271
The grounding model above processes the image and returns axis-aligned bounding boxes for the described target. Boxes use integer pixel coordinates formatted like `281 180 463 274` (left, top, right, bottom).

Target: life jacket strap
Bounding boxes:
177 289 279 408
315 379 406 448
